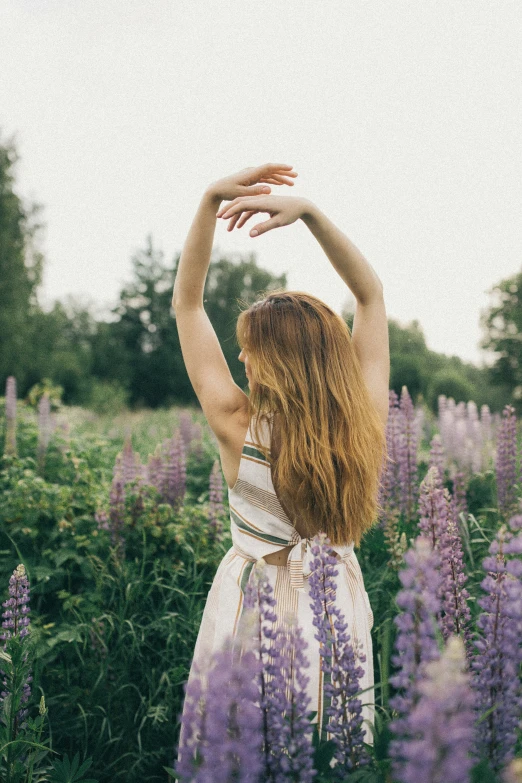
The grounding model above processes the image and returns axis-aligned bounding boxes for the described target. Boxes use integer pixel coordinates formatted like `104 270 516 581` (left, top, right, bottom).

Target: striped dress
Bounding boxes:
177 410 375 753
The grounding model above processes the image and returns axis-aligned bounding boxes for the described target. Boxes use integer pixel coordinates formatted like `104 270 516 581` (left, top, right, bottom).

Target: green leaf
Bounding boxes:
50 752 98 783
313 737 337 772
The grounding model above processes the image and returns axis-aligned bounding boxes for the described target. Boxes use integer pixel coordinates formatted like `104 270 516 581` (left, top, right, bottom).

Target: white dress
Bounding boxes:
177 411 375 755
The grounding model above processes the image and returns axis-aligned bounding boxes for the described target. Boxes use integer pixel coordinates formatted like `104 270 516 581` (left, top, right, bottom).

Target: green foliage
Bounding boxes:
26 380 64 411
0 404 229 782
0 634 51 783
0 395 520 781
0 610 98 783
94 237 286 408
49 753 96 783
85 380 129 416
389 354 424 403
426 368 476 413
346 313 503 411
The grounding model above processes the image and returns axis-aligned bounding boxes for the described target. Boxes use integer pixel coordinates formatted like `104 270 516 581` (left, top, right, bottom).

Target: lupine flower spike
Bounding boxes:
397 386 419 523
495 404 518 519
308 533 371 777
398 635 476 783
0 564 33 725
428 433 445 487
388 536 442 782
174 607 264 782
241 560 316 782
418 467 474 664
377 389 401 525
470 519 522 773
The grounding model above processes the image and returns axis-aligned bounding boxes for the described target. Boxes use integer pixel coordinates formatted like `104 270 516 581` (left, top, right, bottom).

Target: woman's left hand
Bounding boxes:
207 163 298 202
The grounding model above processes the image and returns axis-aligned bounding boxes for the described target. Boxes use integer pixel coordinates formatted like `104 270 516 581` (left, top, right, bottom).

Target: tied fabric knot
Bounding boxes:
286 537 356 593
286 537 315 593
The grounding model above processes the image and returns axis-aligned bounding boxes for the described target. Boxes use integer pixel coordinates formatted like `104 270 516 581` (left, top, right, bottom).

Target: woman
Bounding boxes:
173 163 389 753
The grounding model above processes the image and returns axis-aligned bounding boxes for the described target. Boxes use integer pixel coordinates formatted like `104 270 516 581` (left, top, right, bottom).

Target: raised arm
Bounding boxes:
300 201 389 426
300 201 383 303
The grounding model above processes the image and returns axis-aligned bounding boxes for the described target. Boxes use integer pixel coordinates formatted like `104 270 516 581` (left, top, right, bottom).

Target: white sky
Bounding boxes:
1 0 521 366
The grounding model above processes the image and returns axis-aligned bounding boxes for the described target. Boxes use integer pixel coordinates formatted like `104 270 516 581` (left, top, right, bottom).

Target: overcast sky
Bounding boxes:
1 0 521 366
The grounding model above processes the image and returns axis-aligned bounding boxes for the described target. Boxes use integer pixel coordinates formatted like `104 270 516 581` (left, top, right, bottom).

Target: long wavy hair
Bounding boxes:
235 289 387 548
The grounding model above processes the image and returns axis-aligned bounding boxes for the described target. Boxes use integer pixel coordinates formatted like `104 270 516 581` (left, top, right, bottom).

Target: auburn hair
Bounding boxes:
235 289 387 548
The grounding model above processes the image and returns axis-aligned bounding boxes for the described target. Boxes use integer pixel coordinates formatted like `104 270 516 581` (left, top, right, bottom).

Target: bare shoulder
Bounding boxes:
350 292 390 429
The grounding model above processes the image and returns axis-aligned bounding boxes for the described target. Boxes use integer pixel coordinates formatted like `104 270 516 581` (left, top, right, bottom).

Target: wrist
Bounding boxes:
299 198 319 224
203 186 224 207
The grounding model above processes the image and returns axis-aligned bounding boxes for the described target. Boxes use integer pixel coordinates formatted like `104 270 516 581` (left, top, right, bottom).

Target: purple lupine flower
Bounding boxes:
377 390 402 525
175 637 264 783
481 404 493 455
378 392 405 563
436 516 474 666
451 469 468 529
508 513 522 532
440 398 466 471
496 404 518 518
0 564 31 641
192 421 204 460
37 393 52 473
418 468 474 665
163 434 186 509
57 418 70 455
118 437 147 524
438 395 455 466
121 435 137 484
428 434 445 488
438 396 493 475
308 533 371 776
397 386 419 523
109 455 126 556
0 564 33 724
453 401 470 471
470 521 522 772
242 560 316 782
466 401 484 474
146 446 164 496
208 460 225 541
388 536 442 783
179 410 196 452
174 665 206 781
398 635 476 783
278 617 316 781
438 394 448 417
4 376 17 457
418 466 450 548
95 509 110 531
159 439 171 502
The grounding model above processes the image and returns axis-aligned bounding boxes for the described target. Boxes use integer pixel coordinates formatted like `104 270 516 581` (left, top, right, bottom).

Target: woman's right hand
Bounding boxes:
216 195 310 238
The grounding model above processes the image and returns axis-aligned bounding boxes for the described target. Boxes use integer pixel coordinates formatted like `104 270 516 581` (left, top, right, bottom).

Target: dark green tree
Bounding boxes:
94 237 287 408
0 132 44 389
25 298 97 403
480 271 522 410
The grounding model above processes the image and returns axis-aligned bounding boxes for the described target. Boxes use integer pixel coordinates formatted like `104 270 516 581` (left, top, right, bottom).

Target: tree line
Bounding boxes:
0 130 517 414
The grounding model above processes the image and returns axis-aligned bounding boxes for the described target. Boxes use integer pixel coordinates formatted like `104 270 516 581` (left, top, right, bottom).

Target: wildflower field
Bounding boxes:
0 376 521 783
